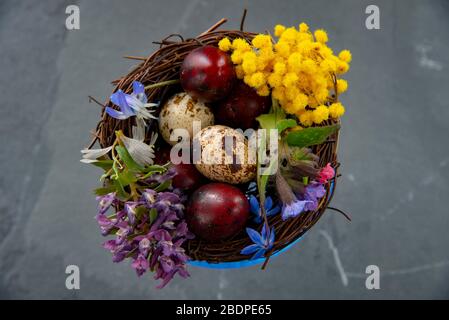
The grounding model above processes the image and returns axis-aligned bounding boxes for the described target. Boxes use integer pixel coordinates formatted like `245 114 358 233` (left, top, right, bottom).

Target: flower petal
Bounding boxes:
105 106 129 120
133 81 148 104
80 146 113 160
246 227 263 246
132 81 145 96
261 223 270 242
132 118 146 142
240 244 260 255
281 200 309 221
249 195 260 215
253 216 262 224
251 248 266 260
120 135 155 167
264 196 273 210
267 205 281 217
111 90 135 116
125 94 144 111
269 227 275 248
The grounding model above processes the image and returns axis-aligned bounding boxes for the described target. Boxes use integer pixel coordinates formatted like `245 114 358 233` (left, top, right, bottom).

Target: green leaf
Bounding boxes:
154 180 172 192
135 206 148 220
288 146 313 161
113 179 129 200
116 169 137 187
115 145 144 172
276 119 297 133
256 108 286 130
149 208 158 224
94 185 117 196
91 160 114 170
141 165 167 179
285 124 340 148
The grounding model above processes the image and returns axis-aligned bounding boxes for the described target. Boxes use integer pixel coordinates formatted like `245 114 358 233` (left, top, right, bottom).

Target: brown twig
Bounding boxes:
123 56 147 61
88 96 107 108
199 18 228 36
327 206 352 222
240 9 247 31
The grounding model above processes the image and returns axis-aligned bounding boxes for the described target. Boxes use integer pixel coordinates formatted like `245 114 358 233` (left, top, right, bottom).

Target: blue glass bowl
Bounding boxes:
188 181 335 269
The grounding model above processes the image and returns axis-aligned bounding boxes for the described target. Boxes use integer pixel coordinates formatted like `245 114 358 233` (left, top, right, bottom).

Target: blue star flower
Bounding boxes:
240 224 275 260
249 195 280 224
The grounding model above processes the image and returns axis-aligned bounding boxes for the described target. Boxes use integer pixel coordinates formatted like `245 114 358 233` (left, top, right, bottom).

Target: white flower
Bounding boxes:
118 130 158 167
80 146 113 164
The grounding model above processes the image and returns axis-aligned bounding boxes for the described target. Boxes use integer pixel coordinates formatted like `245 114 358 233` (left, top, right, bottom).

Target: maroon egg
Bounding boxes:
214 81 271 129
154 144 205 191
186 183 250 241
154 143 171 165
180 46 236 102
172 163 205 191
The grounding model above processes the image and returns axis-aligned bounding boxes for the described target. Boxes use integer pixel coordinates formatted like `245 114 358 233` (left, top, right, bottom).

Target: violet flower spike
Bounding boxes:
106 81 158 121
249 195 280 224
240 224 275 260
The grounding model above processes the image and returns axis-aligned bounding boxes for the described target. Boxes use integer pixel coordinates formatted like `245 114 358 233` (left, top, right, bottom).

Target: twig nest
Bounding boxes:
194 125 256 184
159 92 214 145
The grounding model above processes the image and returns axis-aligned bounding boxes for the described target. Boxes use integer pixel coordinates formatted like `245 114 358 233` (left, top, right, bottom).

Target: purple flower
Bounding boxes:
159 255 175 273
175 221 195 240
131 254 150 277
281 200 309 220
299 182 326 212
240 224 275 260
142 189 157 206
125 202 138 225
146 167 177 184
96 192 116 215
249 195 280 224
154 260 190 289
103 240 130 263
106 81 157 121
95 214 116 236
115 227 130 245
138 238 151 256
275 172 310 221
96 185 193 288
143 190 184 217
155 269 177 289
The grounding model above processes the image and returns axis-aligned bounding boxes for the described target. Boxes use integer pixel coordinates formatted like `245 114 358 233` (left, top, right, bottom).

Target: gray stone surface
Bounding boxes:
0 0 448 299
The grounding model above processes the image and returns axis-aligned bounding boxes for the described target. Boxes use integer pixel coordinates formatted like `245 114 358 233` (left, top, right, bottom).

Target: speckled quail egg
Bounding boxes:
194 125 256 184
159 92 214 145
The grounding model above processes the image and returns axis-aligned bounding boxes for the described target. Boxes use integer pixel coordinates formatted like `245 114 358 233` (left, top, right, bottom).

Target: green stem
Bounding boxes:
144 79 179 90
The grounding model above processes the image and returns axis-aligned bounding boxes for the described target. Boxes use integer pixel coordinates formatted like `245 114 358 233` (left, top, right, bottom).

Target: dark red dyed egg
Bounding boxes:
186 183 250 241
172 163 205 191
214 81 271 129
180 46 236 102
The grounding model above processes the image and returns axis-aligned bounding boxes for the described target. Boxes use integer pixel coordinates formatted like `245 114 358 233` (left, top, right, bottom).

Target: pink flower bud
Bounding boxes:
317 163 335 183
